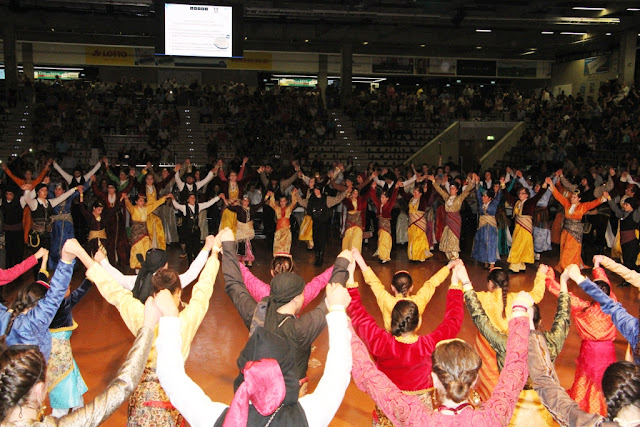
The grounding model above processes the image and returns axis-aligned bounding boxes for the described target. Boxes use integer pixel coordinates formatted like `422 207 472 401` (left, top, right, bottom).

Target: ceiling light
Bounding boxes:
627 8 640 11
606 32 611 35
476 46 482 49
541 31 554 34
362 41 368 45
572 6 605 10
304 39 309 43
520 50 536 55
560 32 587 35
476 29 491 33
420 44 426 47
557 17 619 24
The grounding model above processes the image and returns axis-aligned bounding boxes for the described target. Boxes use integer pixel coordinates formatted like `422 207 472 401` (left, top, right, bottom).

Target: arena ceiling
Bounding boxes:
1 0 638 61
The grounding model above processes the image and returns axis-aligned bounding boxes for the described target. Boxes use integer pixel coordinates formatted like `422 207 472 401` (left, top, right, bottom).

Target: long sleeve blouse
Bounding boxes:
501 185 546 216
239 263 333 309
0 261 73 361
0 254 37 286
550 185 604 220
361 265 451 332
433 182 473 213
50 278 93 330
599 255 640 286
466 289 570 370
544 268 616 341
350 316 530 426
475 186 502 216
85 251 219 368
348 285 463 391
156 311 352 427
370 185 399 218
579 276 640 363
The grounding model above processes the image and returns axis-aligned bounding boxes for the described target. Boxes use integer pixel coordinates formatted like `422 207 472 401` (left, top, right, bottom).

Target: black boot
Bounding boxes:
314 251 323 266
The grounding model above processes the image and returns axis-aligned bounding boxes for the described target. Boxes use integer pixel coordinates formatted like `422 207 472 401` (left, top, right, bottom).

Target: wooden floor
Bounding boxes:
13 235 639 426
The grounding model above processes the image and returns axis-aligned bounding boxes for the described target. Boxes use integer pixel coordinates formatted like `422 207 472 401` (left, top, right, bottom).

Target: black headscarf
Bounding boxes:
132 248 168 302
263 272 305 332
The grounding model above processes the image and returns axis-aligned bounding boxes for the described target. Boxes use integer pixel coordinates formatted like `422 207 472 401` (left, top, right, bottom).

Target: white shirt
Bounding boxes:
171 197 219 216
155 311 352 427
175 170 215 192
25 187 76 211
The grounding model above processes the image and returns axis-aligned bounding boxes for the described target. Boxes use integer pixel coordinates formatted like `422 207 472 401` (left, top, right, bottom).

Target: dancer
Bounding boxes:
136 163 178 250
91 173 133 267
542 263 616 416
347 260 464 426
297 175 317 250
222 192 270 267
546 176 608 271
501 176 548 273
78 234 221 426
79 200 107 257
218 157 248 235
122 192 172 270
156 281 352 427
517 172 553 260
172 192 221 263
342 187 370 252
45 257 93 417
0 293 159 425
221 229 349 396
430 174 474 260
370 181 401 263
470 266 545 401
465 272 570 426
0 183 27 268
350 287 532 425
404 180 435 262
606 194 640 286
352 249 456 331
267 190 299 256
472 180 502 269
0 247 46 303
2 159 51 243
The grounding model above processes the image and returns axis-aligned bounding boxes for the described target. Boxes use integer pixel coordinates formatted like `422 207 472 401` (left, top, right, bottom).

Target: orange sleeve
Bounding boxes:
551 185 570 210
31 166 49 186
3 167 25 186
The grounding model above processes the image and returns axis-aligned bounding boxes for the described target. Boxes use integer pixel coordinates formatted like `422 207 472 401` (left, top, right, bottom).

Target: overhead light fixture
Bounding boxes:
420 44 426 47
557 16 619 24
476 46 482 49
304 39 309 43
560 31 587 35
362 41 368 45
520 50 536 55
627 8 640 11
244 36 247 40
476 29 491 33
606 32 612 35
541 31 554 34
572 6 605 10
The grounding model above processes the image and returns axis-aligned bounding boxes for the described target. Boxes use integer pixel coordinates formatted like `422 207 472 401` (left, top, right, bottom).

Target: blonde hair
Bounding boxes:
432 340 481 403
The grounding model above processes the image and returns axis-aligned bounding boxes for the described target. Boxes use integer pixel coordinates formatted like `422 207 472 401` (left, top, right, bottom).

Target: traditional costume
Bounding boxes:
172 196 220 263
136 169 176 250
79 202 107 257
403 182 435 262
370 185 400 263
92 179 133 267
225 196 264 265
123 195 168 270
472 185 502 265
3 163 49 243
341 191 370 252
268 193 298 256
0 186 27 268
432 182 473 260
217 165 246 235
25 185 78 256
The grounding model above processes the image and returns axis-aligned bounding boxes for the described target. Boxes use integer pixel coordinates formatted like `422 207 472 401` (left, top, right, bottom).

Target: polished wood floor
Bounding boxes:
12 235 639 426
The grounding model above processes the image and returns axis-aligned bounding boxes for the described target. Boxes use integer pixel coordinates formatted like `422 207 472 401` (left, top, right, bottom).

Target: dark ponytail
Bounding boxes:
390 300 419 337
488 269 509 319
5 283 47 336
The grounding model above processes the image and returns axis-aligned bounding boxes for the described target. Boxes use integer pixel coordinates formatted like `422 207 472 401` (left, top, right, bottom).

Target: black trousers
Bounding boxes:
621 240 640 271
5 229 24 268
312 220 330 253
184 230 201 264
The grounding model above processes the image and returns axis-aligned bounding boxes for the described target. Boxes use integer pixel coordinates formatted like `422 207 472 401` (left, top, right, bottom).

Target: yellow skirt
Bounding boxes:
376 229 392 262
147 213 166 250
509 389 558 427
342 226 363 252
408 224 432 261
274 227 292 255
130 236 151 270
299 215 313 242
219 208 238 235
508 224 534 265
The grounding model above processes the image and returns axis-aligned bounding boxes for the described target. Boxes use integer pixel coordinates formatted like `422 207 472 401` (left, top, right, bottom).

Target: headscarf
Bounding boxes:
132 248 168 302
263 272 305 332
219 327 304 427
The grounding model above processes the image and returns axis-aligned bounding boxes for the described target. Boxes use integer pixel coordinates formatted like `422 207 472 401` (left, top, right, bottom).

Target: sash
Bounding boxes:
130 220 149 245
3 223 23 231
409 211 427 232
346 211 363 230
515 215 533 235
276 216 290 231
478 214 497 229
88 229 107 241
620 229 637 245
51 213 73 223
378 217 391 234
563 218 583 244
445 211 462 239
236 220 255 242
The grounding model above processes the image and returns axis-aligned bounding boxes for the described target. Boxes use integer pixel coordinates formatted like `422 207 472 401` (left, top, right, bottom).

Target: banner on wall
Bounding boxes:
457 60 496 76
497 61 537 77
372 57 414 74
584 56 609 75
85 46 135 66
228 52 272 70
426 58 457 75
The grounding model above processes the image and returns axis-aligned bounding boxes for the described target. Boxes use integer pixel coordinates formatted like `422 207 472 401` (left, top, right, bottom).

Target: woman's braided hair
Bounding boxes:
602 361 640 420
0 336 46 421
4 283 47 336
432 340 482 404
488 268 509 319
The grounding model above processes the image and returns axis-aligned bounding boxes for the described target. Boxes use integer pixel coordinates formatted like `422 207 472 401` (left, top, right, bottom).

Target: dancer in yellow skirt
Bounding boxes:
136 164 178 250
122 192 172 270
370 182 400 263
218 157 247 236
403 180 434 262
501 176 548 272
268 189 298 255
298 176 317 250
342 187 370 252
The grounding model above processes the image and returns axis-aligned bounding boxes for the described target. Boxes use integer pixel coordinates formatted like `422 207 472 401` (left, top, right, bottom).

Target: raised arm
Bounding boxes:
412 265 451 313
301 266 334 308
222 238 257 328
49 186 78 208
52 162 73 184
195 170 214 190
239 262 271 302
84 160 102 182
0 254 38 286
99 257 137 291
171 199 186 216
178 247 211 289
464 289 507 356
544 291 571 361
346 286 388 357
599 255 640 288
68 278 93 310
27 258 73 332
326 190 348 208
